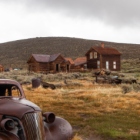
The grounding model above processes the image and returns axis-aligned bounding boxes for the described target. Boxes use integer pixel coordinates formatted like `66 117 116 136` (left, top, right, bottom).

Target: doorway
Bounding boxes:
67 64 69 72
56 64 59 72
29 65 31 72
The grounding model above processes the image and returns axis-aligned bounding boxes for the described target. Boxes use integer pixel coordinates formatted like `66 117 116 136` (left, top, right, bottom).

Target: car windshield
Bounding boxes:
0 84 21 97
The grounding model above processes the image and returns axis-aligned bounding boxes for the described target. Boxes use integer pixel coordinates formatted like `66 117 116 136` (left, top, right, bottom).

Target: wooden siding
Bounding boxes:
70 64 75 69
61 61 71 72
0 65 4 72
27 54 76 73
38 63 49 73
53 55 65 72
101 55 121 71
28 56 38 72
87 50 100 69
75 64 86 69
49 62 54 71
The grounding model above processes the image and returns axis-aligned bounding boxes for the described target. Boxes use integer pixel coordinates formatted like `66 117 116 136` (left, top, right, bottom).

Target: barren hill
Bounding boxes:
0 37 140 68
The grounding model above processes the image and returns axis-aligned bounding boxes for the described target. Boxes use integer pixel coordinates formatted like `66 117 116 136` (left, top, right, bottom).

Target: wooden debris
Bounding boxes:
41 81 56 90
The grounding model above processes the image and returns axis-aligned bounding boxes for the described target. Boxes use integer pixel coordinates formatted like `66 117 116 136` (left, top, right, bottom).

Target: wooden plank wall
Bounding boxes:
39 63 49 73
28 56 38 72
102 55 121 71
87 50 100 69
53 55 65 72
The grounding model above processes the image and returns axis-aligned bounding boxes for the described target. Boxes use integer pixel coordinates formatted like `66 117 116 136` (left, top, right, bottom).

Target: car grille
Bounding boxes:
22 112 44 140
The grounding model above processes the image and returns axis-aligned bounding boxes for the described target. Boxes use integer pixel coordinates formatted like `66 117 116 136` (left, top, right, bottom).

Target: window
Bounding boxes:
84 64 87 69
113 61 116 69
90 52 93 59
106 61 109 69
97 60 100 69
94 52 97 58
0 84 21 97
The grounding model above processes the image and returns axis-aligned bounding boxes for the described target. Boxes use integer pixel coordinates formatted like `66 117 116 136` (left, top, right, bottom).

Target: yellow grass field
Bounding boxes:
23 79 140 140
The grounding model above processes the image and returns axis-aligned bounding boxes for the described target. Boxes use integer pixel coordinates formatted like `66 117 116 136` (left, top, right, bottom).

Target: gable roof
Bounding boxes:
32 54 50 63
65 58 75 64
49 53 61 62
28 53 62 63
85 47 121 55
74 57 87 66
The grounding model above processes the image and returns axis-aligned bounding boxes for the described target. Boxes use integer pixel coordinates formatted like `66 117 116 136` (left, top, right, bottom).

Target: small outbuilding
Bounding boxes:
74 57 87 69
0 65 4 72
65 58 75 69
85 43 121 71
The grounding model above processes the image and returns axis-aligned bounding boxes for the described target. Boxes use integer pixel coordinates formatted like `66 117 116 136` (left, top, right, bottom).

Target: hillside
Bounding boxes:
0 37 140 68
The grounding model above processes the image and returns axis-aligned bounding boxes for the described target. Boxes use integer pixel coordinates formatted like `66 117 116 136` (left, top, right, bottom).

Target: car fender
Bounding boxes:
0 132 19 140
44 117 73 140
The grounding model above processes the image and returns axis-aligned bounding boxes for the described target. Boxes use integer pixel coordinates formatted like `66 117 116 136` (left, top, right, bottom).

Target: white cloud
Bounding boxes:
0 0 140 44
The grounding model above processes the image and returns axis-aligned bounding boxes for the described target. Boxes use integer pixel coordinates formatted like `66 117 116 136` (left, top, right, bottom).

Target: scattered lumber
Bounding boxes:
41 81 56 90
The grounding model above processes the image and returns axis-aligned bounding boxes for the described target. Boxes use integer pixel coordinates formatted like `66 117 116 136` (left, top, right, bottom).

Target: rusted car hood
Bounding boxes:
0 98 41 119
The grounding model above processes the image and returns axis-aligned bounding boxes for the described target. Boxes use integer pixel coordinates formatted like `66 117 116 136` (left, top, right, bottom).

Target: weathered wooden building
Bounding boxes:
85 43 121 71
74 57 87 69
0 65 4 72
27 54 73 73
65 58 75 69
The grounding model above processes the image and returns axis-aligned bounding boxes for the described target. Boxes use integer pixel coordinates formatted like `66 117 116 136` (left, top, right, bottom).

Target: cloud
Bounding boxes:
0 0 140 44
4 0 139 28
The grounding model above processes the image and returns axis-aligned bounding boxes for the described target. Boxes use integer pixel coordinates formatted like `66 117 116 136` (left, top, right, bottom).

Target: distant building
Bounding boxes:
27 53 74 73
0 65 4 72
65 58 75 69
85 43 121 71
74 57 87 69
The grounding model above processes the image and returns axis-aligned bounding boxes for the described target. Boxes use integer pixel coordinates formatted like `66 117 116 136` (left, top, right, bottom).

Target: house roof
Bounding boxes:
32 54 50 62
49 53 61 62
31 53 61 63
74 57 87 66
85 47 121 55
61 59 70 64
65 58 75 64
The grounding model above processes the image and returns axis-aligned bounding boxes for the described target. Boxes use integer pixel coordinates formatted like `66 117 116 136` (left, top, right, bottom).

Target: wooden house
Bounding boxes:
85 43 121 71
74 57 87 69
27 53 72 73
0 65 4 72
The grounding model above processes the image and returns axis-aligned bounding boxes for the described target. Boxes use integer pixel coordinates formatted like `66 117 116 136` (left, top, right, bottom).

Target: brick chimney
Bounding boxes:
101 43 104 48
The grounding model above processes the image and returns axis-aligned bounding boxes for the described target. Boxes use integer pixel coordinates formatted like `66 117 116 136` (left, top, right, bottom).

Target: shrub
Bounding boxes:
67 82 83 87
121 84 133 94
55 83 63 88
132 84 140 92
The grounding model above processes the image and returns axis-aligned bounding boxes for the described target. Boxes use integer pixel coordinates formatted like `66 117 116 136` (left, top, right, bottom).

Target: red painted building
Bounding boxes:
85 43 121 71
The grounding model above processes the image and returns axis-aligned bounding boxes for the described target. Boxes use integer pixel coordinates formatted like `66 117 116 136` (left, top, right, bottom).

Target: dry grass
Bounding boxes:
22 79 140 140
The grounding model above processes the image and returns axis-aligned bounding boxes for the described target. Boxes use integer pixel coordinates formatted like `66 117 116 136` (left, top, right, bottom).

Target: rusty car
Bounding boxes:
0 79 73 140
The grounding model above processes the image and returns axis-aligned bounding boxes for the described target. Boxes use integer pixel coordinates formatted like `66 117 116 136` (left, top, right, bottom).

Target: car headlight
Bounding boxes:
1 118 16 131
43 112 55 123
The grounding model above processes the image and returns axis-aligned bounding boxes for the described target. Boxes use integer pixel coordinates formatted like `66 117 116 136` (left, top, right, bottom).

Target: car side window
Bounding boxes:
0 85 21 97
